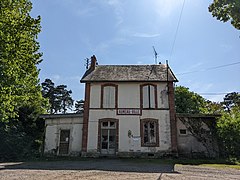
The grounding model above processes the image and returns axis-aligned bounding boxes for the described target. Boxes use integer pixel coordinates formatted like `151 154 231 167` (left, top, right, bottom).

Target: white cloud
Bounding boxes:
204 95 224 103
133 32 161 38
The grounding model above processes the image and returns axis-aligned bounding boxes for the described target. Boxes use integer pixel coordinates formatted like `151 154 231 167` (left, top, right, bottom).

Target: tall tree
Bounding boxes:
0 0 45 122
175 86 206 114
0 0 47 160
222 92 240 112
41 79 60 114
74 100 84 113
41 79 74 114
209 0 240 30
55 85 74 114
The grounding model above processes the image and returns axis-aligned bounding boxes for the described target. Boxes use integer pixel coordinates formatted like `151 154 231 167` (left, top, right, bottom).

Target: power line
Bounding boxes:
176 61 240 76
198 92 240 95
169 0 186 62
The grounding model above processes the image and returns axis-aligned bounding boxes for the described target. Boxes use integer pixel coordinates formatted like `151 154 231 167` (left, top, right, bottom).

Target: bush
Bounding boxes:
217 107 240 158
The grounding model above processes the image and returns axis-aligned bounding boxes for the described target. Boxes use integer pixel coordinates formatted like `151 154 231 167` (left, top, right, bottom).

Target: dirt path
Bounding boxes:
0 159 239 180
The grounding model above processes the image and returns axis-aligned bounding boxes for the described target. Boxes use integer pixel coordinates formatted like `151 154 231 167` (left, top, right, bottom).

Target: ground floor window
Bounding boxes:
140 119 159 147
98 119 119 155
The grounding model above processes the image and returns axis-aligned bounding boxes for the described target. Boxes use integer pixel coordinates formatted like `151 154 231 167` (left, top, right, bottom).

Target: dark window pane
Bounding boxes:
110 122 115 127
102 122 108 127
180 129 187 134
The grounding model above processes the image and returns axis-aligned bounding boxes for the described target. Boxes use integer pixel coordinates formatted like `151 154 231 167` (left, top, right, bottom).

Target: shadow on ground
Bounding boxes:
0 159 179 173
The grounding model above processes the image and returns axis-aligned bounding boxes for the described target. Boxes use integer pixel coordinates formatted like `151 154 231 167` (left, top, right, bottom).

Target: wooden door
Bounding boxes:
59 130 70 155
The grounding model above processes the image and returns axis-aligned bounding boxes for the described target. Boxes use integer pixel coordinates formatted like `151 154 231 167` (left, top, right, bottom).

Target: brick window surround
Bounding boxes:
100 83 118 109
140 83 158 109
140 118 159 147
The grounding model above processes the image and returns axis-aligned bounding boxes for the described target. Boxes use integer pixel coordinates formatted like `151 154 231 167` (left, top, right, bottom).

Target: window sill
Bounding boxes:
141 144 159 147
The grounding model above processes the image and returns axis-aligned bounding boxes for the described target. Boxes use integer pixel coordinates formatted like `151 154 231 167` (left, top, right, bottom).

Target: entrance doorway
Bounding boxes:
59 129 70 155
100 120 117 155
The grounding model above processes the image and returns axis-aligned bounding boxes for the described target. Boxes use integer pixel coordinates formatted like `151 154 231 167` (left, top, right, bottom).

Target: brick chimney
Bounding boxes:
89 55 97 71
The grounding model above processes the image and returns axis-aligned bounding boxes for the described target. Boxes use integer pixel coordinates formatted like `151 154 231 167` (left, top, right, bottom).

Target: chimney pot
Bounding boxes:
90 55 97 71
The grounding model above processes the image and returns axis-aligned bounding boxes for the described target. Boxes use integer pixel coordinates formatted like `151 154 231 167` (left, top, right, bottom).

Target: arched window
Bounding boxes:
140 84 157 109
101 84 118 108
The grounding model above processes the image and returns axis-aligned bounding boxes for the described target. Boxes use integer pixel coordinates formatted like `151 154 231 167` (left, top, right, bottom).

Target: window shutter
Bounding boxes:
103 86 115 108
142 85 149 108
149 85 155 108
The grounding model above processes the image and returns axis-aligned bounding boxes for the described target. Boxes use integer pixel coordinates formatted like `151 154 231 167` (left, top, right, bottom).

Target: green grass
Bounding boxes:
198 164 240 170
120 157 240 170
175 158 240 170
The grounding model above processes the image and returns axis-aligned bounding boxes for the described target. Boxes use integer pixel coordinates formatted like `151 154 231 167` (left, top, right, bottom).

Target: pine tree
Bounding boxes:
74 100 84 113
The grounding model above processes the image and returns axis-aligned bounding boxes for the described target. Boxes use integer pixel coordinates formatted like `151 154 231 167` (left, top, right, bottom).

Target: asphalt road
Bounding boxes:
0 159 239 180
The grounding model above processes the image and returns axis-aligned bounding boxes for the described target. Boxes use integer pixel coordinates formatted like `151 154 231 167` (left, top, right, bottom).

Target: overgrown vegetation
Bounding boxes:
175 86 240 158
175 86 206 114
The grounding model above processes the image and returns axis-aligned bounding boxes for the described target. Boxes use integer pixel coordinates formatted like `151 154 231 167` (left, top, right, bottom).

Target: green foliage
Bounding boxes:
42 79 60 114
217 107 240 157
222 92 240 112
74 100 84 113
175 87 240 158
0 0 47 160
55 85 74 114
0 105 45 160
0 0 46 122
202 100 223 114
209 0 240 30
41 79 74 114
175 86 206 114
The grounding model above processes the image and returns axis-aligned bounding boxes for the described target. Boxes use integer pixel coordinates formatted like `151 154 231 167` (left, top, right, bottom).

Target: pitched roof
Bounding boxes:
81 64 178 82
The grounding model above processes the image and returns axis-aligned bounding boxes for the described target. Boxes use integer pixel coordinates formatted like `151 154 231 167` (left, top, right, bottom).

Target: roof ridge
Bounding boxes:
81 64 178 82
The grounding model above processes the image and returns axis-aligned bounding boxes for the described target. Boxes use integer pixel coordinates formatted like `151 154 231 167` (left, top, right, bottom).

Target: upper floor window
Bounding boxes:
141 84 157 109
101 84 118 108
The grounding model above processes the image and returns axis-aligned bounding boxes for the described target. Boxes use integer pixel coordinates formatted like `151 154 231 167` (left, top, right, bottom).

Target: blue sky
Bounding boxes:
31 0 240 103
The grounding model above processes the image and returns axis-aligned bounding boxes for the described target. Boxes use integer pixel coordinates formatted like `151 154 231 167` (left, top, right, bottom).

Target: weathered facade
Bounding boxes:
42 113 219 157
80 56 178 157
41 113 83 156
176 114 219 158
42 56 219 158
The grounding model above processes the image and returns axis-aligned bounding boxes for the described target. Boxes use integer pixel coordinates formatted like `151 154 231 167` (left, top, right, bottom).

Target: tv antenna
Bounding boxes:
84 58 90 69
152 46 158 64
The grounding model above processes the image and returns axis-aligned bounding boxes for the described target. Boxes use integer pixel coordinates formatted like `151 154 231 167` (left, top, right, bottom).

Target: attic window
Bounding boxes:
101 84 118 109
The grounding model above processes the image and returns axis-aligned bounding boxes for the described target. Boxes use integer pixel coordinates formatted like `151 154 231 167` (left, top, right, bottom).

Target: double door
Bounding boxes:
100 121 117 155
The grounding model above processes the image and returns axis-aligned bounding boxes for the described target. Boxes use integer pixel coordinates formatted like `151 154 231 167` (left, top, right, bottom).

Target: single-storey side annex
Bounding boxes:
41 113 83 156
